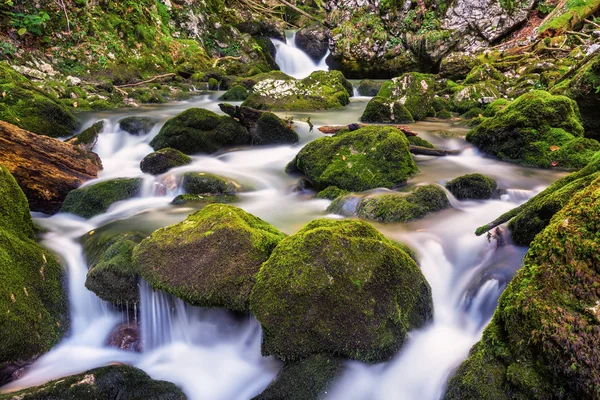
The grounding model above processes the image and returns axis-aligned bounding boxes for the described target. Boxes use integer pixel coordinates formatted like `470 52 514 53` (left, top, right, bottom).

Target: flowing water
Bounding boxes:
1 41 567 399
272 30 329 79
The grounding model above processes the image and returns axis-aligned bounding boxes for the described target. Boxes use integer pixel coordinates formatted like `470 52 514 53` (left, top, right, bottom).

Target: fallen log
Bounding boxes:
409 145 461 156
219 103 268 128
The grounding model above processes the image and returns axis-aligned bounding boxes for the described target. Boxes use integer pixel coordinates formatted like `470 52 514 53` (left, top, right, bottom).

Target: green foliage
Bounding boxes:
11 10 50 36
0 41 16 58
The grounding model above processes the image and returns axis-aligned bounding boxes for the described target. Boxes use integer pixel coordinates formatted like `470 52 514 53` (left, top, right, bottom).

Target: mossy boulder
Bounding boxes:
82 231 146 305
357 79 384 96
451 82 501 113
0 62 79 137
140 148 192 175
290 126 418 192
249 219 433 362
445 174 600 400
219 85 249 101
463 64 505 84
466 90 600 169
61 178 143 218
252 112 298 145
316 186 349 200
149 108 249 154
133 204 285 312
439 52 481 81
360 96 414 124
118 116 158 135
0 365 186 400
182 172 239 195
0 166 68 365
253 354 344 400
352 185 449 223
407 136 435 148
242 70 352 111
360 73 436 123
481 98 510 117
446 174 497 200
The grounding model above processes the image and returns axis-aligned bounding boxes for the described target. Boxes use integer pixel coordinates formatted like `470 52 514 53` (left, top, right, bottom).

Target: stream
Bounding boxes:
1 34 566 399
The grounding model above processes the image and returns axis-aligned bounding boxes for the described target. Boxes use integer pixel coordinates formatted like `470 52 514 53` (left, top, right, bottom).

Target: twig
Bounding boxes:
54 0 70 34
114 73 176 89
566 30 591 38
212 56 242 68
584 18 600 29
114 86 128 96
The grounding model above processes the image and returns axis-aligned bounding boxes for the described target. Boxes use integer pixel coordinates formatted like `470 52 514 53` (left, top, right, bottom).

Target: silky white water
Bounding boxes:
272 30 329 79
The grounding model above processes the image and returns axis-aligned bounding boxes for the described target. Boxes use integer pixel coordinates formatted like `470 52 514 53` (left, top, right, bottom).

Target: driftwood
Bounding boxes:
115 73 176 89
474 207 522 236
212 56 242 68
318 123 418 136
409 145 461 156
219 103 267 128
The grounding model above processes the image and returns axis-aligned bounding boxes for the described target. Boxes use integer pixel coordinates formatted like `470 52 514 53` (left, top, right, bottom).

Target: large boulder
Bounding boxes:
0 166 68 371
149 108 249 154
445 173 497 200
140 148 192 175
118 116 158 135
360 73 436 123
2 365 186 399
250 219 433 362
182 172 240 195
466 90 600 169
289 126 418 192
0 120 102 214
133 204 285 312
445 174 600 400
61 178 143 218
295 24 329 61
242 70 352 111
0 62 79 137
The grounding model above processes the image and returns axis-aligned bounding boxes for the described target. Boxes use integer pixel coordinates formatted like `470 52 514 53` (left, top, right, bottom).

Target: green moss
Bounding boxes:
451 82 501 113
252 112 299 145
353 185 449 222
133 204 285 312
118 116 158 135
0 365 186 400
82 231 146 304
140 148 192 175
374 72 436 121
253 354 344 400
538 0 600 36
461 107 484 119
61 178 143 218
464 64 505 85
249 218 433 362
0 166 68 364
208 77 219 90
291 126 418 192
360 96 414 124
466 90 597 169
407 136 435 148
171 193 236 205
482 98 511 117
436 109 453 119
316 186 349 200
446 173 497 200
69 121 104 147
219 85 249 101
149 108 249 154
182 172 239 195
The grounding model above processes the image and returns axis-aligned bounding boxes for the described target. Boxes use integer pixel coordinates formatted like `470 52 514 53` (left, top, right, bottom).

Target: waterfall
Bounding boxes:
272 31 329 79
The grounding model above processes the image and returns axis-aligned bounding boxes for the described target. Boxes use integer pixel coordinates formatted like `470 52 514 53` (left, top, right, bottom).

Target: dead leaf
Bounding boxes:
550 145 560 152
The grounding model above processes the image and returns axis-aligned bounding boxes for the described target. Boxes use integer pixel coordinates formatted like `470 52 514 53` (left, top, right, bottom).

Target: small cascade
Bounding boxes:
272 31 329 79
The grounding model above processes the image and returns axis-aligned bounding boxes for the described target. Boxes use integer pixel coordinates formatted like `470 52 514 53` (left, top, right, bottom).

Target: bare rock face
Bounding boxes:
0 120 103 214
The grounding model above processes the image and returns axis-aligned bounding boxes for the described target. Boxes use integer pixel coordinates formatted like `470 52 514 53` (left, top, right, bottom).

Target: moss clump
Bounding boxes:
461 107 484 119
0 365 186 400
446 174 497 200
0 166 68 365
360 96 414 124
482 98 511 117
82 231 146 305
252 112 299 145
436 109 453 119
445 174 600 400
463 64 505 84
290 126 418 192
171 193 235 205
133 204 285 312
150 108 249 154
219 85 249 101
316 186 349 200
61 178 143 218
357 79 384 96
253 354 344 400
140 148 192 175
182 172 239 195
407 136 435 148
242 70 352 111
118 116 158 135
352 185 449 223
0 62 79 137
249 219 433 362
466 90 599 169
68 121 104 148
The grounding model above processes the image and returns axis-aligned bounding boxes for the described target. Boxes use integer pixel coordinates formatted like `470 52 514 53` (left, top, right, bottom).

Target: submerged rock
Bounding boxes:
446 173 497 200
250 219 433 362
118 116 158 135
61 178 143 218
0 120 102 214
133 204 285 312
0 166 68 369
289 126 418 192
140 148 192 175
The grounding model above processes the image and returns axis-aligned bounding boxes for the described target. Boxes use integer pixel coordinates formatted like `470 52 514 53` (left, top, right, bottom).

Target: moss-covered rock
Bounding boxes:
149 108 249 154
445 173 600 400
0 62 79 137
407 136 435 148
118 116 158 135
253 354 344 400
446 174 497 200
219 85 249 101
171 193 235 205
464 64 505 84
252 112 298 145
182 172 239 195
481 98 510 117
290 126 418 192
67 121 104 150
82 231 146 305
0 365 186 400
0 166 68 365
451 82 501 113
466 90 600 169
61 178 143 218
133 204 285 312
360 73 435 123
351 185 449 223
357 79 384 96
242 70 352 111
249 219 433 362
316 186 349 200
140 148 192 175
360 96 414 124
439 52 481 81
